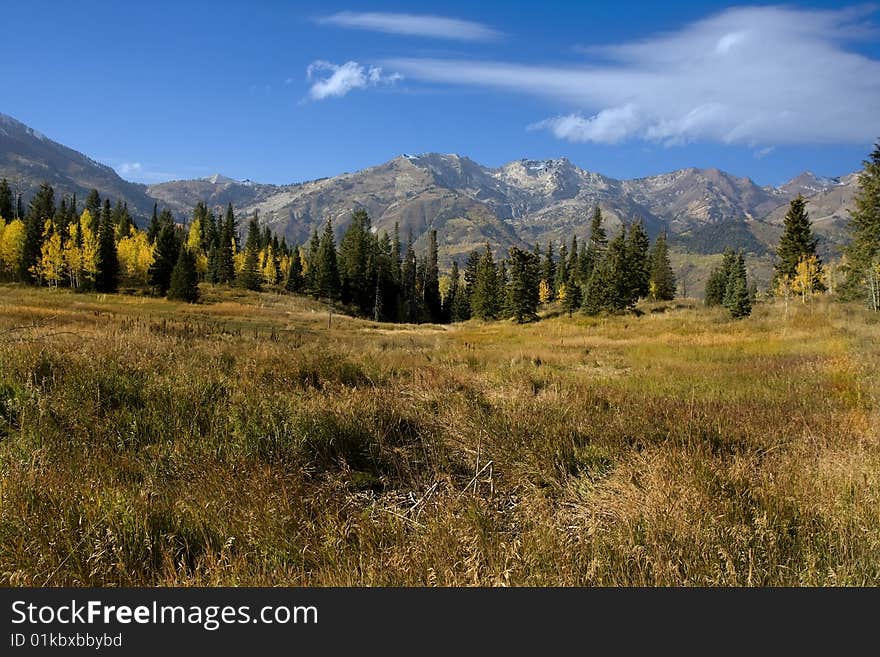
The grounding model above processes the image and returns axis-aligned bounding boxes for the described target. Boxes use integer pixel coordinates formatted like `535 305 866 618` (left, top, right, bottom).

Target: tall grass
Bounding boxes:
0 284 877 585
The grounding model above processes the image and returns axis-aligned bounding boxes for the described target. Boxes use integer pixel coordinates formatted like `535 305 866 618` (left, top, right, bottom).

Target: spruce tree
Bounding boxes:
775 195 822 287
95 201 119 293
423 229 442 322
562 268 582 316
400 233 419 322
724 253 752 318
238 213 263 291
648 231 677 301
471 244 500 320
705 249 736 306
625 220 650 304
554 243 568 294
443 260 460 322
0 179 12 219
583 231 628 315
168 246 200 302
338 209 373 312
313 219 340 300
843 142 880 309
211 204 236 284
542 241 556 291
581 206 608 282
85 190 101 233
148 223 180 296
21 183 55 282
507 246 540 323
285 247 304 293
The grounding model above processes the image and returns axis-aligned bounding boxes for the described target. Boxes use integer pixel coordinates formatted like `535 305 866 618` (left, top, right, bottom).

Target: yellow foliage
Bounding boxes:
36 221 65 286
186 219 207 277
0 218 25 276
261 246 279 285
538 279 553 304
792 255 821 303
117 230 155 285
556 282 567 302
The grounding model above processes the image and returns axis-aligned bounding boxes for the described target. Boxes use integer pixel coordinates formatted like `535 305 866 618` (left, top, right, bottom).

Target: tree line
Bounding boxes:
1 139 878 318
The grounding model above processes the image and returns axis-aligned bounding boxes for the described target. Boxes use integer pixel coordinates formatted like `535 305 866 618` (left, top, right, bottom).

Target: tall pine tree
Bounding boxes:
148 223 180 296
95 200 119 293
648 231 676 301
775 195 822 288
843 142 880 309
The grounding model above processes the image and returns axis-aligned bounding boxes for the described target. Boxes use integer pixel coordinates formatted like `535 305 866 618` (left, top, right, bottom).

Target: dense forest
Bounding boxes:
1 142 879 319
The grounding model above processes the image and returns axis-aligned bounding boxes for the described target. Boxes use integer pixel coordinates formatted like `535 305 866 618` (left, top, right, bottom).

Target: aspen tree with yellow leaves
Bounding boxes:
538 279 553 304
117 230 154 285
792 254 821 303
186 217 208 278
0 217 26 279
36 220 65 287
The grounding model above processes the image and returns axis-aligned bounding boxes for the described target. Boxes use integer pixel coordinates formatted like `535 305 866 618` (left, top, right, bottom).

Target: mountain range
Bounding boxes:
0 111 860 286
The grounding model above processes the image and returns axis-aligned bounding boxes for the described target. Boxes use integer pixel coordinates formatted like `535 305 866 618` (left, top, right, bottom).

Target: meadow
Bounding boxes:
0 284 878 586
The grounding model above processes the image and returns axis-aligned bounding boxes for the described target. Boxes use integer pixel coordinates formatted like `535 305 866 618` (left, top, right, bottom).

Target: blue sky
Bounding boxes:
3 1 879 186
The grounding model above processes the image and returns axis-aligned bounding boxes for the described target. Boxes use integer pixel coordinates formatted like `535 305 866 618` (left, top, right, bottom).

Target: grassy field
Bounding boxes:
0 284 878 586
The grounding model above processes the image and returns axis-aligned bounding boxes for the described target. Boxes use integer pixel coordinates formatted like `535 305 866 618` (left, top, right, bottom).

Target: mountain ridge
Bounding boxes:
0 113 858 270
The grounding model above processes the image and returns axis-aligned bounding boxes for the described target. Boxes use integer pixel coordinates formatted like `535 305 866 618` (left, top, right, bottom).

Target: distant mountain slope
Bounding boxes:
0 112 860 278
0 113 157 219
146 176 279 215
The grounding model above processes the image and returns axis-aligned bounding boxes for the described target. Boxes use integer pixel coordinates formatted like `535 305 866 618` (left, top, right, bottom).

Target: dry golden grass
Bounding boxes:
0 284 877 585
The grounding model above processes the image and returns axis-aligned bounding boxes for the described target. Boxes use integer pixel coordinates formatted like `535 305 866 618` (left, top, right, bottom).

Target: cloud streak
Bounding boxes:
387 6 880 146
306 60 402 100
113 161 178 183
316 11 500 41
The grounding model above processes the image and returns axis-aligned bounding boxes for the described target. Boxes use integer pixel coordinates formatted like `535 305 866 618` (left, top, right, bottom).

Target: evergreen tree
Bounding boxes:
705 250 736 306
625 220 650 303
561 268 582 317
285 246 304 293
554 243 569 294
471 244 500 320
542 241 556 291
392 222 402 283
581 206 608 283
338 209 373 313
0 179 12 219
400 232 419 322
583 231 628 315
507 246 540 323
95 201 119 293
147 203 160 243
724 252 752 318
423 229 442 322
648 231 677 301
313 219 340 300
211 204 236 284
21 183 55 282
568 235 579 282
843 142 880 309
168 246 200 302
148 223 180 296
305 228 321 295
115 202 134 239
84 190 101 233
443 260 461 322
238 213 263 291
775 195 823 288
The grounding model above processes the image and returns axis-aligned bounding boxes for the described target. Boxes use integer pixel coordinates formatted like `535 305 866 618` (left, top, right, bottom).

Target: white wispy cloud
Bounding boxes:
316 11 500 41
114 161 177 183
306 60 402 100
116 162 142 176
387 6 880 146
